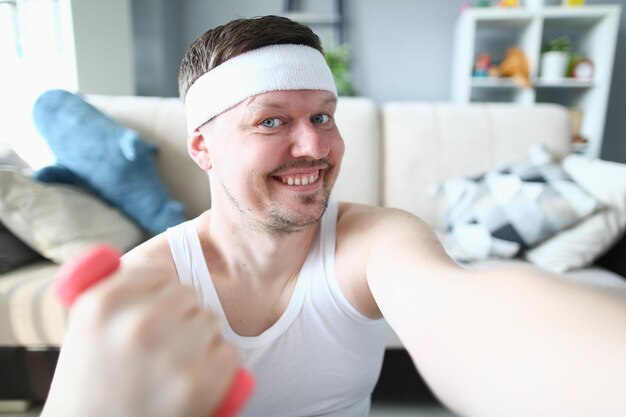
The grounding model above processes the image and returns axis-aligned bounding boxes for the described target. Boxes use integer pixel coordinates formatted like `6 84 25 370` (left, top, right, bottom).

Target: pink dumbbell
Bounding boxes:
55 244 254 417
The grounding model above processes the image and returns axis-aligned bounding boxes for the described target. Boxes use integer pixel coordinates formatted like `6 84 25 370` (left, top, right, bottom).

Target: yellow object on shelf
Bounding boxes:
498 0 520 7
562 0 585 6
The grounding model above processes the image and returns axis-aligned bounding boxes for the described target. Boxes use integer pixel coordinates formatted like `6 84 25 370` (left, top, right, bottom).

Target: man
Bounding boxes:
43 15 626 417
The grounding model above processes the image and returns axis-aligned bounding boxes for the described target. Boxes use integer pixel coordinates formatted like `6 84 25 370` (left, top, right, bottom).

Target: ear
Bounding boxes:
187 129 212 171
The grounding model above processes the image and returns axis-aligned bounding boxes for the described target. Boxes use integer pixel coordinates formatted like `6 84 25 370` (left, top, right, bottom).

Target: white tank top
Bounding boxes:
166 200 387 417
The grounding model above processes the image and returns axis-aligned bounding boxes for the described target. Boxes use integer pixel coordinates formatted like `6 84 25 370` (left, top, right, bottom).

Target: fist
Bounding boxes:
43 261 239 417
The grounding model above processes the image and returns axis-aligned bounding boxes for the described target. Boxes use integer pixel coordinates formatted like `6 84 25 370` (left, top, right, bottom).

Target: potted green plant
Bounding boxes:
540 36 571 81
324 44 356 96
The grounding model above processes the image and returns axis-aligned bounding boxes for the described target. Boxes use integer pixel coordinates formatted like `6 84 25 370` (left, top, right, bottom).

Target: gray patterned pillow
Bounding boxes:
437 146 603 261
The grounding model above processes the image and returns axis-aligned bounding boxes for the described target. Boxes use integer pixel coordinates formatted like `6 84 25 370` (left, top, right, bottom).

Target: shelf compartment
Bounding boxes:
542 6 617 28
464 8 534 26
471 77 594 89
534 79 594 88
452 5 621 158
471 77 525 88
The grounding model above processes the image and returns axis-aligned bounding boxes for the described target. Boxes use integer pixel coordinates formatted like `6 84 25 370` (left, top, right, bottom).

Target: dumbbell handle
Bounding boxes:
55 245 254 417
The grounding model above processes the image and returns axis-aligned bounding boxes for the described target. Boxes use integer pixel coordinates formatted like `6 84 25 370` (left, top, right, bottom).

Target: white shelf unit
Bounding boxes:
282 0 344 46
451 5 621 158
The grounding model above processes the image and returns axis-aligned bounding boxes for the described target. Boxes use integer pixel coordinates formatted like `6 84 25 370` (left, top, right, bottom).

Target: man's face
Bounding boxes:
200 89 344 234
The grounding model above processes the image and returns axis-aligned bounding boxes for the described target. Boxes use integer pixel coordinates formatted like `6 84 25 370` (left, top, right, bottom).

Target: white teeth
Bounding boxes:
280 173 319 186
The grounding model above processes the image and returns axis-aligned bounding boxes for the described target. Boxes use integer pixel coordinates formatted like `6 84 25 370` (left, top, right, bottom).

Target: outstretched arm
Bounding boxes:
365 208 626 417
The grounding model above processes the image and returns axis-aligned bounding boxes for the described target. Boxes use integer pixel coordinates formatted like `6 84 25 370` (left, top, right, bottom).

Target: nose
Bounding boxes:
290 121 331 160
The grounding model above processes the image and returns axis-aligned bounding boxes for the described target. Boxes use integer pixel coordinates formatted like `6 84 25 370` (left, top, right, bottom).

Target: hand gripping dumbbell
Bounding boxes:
54 244 255 417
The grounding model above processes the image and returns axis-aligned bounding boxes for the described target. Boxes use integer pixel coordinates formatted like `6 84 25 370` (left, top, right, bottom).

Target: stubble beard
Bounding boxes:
219 175 333 237
266 185 331 235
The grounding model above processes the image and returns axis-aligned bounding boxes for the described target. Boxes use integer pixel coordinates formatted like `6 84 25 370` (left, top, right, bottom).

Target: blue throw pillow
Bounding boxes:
32 89 185 235
34 164 97 195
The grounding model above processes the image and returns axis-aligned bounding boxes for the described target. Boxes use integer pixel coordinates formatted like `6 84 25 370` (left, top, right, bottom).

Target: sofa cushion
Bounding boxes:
0 168 144 264
0 261 65 346
32 89 186 235
525 155 626 272
467 258 626 289
383 102 571 228
331 97 381 205
436 146 602 261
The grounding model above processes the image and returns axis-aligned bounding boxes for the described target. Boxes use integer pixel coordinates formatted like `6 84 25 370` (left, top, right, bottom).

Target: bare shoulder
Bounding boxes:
334 202 453 318
337 202 438 245
337 202 457 274
121 232 178 281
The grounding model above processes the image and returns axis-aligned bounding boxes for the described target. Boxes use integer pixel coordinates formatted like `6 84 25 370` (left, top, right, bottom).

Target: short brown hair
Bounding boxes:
178 15 323 101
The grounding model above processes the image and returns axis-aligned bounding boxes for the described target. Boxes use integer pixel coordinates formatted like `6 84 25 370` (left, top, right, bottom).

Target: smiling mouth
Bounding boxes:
274 170 321 186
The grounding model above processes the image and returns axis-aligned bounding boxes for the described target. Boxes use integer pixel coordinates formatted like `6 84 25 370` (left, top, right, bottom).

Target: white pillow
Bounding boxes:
525 155 626 272
0 168 145 264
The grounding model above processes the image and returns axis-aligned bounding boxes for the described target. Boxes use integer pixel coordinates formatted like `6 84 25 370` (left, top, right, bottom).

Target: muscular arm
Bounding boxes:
365 208 626 417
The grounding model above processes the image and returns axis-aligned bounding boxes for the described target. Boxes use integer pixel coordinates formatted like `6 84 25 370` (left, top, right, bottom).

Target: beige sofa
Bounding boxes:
1 95 625 402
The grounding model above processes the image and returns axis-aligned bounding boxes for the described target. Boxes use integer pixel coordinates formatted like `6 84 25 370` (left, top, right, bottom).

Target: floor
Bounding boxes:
0 350 459 416
370 400 458 416
0 404 38 417
0 401 459 417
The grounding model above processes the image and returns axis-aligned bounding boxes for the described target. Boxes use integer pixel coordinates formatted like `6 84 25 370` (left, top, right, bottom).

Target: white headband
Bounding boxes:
184 44 337 133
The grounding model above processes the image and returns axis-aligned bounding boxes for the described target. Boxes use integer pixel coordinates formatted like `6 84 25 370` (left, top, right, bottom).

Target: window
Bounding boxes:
0 0 76 168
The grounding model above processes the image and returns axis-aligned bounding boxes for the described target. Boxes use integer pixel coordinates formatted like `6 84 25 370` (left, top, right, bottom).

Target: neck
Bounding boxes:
198 201 321 286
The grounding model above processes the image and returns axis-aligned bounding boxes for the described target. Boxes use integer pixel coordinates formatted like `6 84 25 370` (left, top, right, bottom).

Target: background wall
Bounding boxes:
69 0 136 95
131 0 625 162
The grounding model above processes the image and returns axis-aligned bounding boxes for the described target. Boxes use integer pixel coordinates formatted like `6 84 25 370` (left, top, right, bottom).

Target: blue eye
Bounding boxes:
261 118 283 128
312 114 330 124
